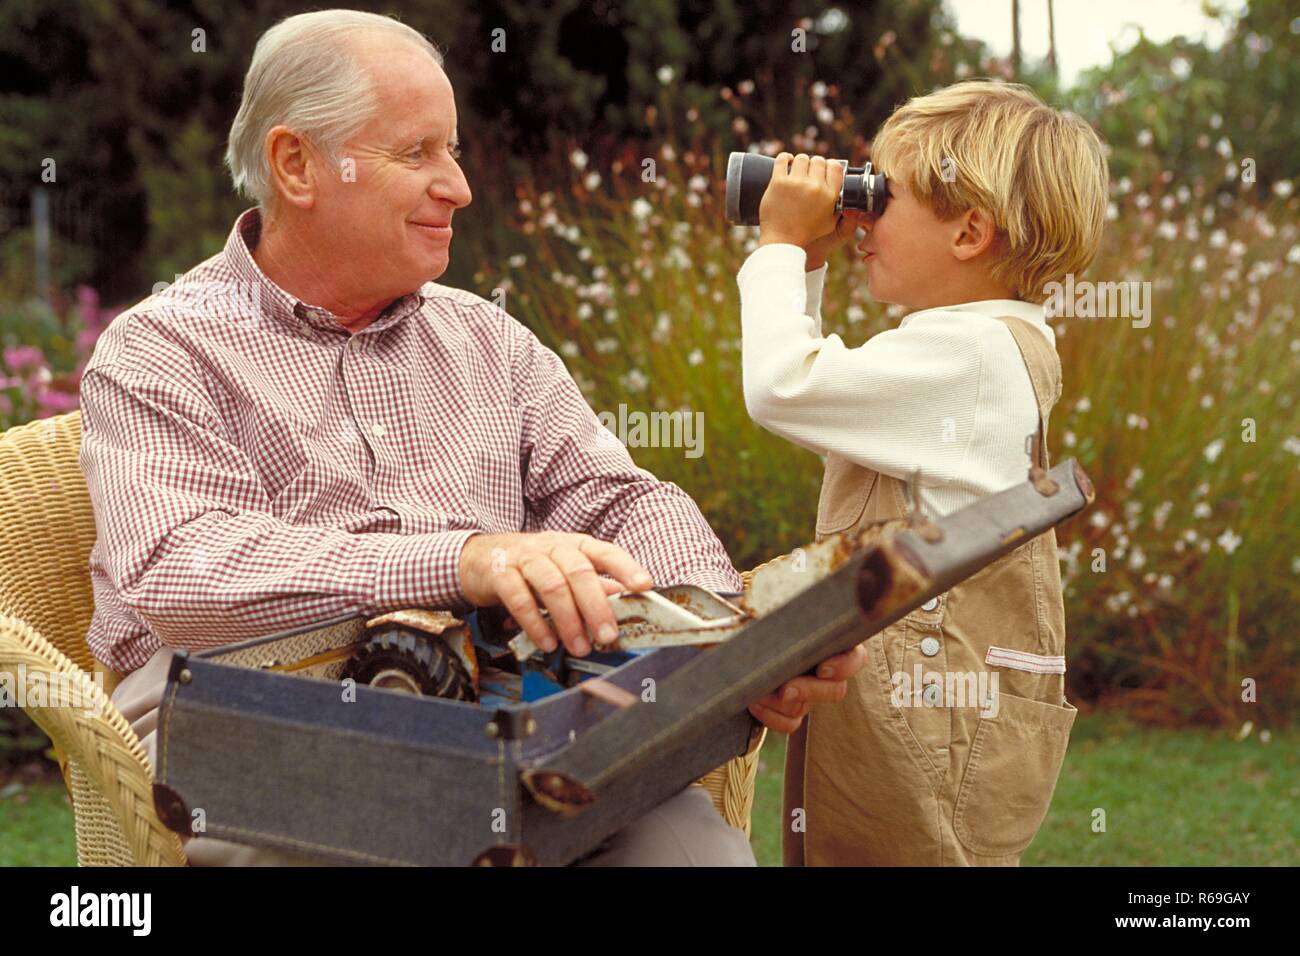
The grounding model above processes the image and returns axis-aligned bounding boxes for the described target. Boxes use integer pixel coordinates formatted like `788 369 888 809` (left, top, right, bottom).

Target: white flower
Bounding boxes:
1217 528 1243 554
1193 502 1211 519
846 305 865 324
1190 253 1207 272
1215 137 1233 158
688 175 708 193
1137 128 1153 147
1274 180 1294 198
657 65 674 85
811 80 827 98
1170 56 1191 80
623 368 649 392
1228 239 1246 258
687 348 704 366
570 149 588 171
1156 221 1178 240
1209 229 1228 248
1286 245 1300 264
1203 438 1225 463
576 303 592 321
737 79 754 96
584 172 602 191
631 198 653 221
1075 396 1091 413
559 341 580 358
508 254 526 268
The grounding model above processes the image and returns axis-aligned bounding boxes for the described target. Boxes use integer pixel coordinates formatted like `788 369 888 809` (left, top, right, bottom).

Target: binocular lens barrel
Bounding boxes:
724 152 888 226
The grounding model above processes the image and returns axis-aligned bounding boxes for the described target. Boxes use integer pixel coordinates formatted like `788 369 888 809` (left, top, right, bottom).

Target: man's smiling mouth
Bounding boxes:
410 220 453 236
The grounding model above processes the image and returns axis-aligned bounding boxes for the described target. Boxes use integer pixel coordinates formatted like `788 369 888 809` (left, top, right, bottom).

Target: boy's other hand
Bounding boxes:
803 212 863 271
747 642 868 735
757 152 850 263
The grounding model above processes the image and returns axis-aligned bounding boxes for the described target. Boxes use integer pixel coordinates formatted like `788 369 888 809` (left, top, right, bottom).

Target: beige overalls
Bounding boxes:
783 315 1078 866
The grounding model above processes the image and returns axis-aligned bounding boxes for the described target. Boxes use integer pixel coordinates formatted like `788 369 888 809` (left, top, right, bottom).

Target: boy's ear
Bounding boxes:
950 208 1000 262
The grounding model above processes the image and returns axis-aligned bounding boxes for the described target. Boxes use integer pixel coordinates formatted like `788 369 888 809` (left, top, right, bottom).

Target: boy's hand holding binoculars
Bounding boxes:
757 152 864 271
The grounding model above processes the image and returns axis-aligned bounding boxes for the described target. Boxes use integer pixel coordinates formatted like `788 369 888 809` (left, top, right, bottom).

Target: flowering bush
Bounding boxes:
0 287 114 430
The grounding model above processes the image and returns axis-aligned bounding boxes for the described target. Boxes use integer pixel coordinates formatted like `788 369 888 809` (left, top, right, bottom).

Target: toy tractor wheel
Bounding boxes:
343 627 477 701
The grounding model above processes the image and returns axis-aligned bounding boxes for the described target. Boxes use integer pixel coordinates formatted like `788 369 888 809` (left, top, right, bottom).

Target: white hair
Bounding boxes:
225 9 443 207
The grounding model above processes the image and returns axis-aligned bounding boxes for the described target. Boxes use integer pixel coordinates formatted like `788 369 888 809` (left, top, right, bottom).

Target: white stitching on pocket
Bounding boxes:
985 646 1066 674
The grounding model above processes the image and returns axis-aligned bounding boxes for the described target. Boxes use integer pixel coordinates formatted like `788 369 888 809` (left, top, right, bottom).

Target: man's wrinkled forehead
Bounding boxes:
350 36 456 141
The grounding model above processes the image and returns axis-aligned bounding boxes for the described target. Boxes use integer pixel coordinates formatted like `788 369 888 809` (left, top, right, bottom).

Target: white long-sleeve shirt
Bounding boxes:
738 243 1056 519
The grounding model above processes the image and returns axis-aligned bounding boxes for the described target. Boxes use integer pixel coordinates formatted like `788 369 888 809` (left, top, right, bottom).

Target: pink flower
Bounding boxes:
36 390 80 413
3 345 46 372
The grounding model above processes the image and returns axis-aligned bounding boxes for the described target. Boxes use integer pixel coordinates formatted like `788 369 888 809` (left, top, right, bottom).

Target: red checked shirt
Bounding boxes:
81 208 741 674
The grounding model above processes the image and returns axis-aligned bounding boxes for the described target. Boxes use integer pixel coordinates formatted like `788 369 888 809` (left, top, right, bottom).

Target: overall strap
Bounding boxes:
995 315 1062 494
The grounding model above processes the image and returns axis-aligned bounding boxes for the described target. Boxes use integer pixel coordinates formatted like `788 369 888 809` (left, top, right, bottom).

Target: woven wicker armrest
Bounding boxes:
0 614 186 866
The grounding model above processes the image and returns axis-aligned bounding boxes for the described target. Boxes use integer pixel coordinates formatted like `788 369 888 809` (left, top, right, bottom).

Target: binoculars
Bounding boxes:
724 151 889 226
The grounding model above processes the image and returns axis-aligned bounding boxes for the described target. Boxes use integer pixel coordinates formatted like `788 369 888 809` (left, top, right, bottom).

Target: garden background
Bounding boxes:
1 0 1296 864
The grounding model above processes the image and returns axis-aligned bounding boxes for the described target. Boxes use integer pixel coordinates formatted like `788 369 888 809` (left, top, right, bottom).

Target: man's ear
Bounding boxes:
263 126 317 211
950 208 1000 262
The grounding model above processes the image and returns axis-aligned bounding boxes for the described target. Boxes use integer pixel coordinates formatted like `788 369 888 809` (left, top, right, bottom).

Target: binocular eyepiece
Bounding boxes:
724 151 889 226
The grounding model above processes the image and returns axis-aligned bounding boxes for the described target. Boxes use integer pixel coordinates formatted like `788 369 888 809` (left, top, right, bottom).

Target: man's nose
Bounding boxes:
434 161 472 209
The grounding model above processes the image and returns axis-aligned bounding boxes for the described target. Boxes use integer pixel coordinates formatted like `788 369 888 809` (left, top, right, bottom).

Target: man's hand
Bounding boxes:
757 152 849 258
459 531 652 657
748 643 868 734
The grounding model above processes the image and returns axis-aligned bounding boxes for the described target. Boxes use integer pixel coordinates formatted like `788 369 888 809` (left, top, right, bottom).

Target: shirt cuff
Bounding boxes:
670 565 745 594
372 530 481 612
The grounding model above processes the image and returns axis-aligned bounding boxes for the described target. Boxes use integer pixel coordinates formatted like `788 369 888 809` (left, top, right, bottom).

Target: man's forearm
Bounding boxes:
108 512 478 648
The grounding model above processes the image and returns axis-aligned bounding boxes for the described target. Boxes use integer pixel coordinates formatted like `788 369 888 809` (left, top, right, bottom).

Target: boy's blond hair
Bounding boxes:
870 80 1109 304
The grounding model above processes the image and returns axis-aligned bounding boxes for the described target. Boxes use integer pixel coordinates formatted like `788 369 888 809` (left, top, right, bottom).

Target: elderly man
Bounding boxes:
82 9 865 866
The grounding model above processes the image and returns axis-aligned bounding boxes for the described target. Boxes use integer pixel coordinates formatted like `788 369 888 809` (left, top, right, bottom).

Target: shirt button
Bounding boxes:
921 597 940 611
371 422 387 438
920 636 941 657
922 683 942 706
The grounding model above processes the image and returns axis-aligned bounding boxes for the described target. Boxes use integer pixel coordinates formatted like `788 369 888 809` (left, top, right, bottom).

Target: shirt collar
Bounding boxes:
901 298 1053 340
223 207 427 338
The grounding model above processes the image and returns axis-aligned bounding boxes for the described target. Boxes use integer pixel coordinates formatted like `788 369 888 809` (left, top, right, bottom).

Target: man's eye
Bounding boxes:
406 147 425 162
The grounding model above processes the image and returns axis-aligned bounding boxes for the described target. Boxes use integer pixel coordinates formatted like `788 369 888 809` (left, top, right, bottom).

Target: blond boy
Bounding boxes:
737 80 1108 865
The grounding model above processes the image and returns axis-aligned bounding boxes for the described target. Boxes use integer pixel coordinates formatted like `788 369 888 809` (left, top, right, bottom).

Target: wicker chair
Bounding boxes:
0 411 765 866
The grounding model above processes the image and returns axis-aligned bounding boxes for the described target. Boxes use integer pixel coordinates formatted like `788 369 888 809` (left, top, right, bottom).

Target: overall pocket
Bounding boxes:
814 455 877 536
951 691 1077 857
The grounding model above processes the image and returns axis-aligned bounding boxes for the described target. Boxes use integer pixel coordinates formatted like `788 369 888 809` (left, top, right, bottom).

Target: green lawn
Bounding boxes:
3 712 1296 866
750 711 1299 866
